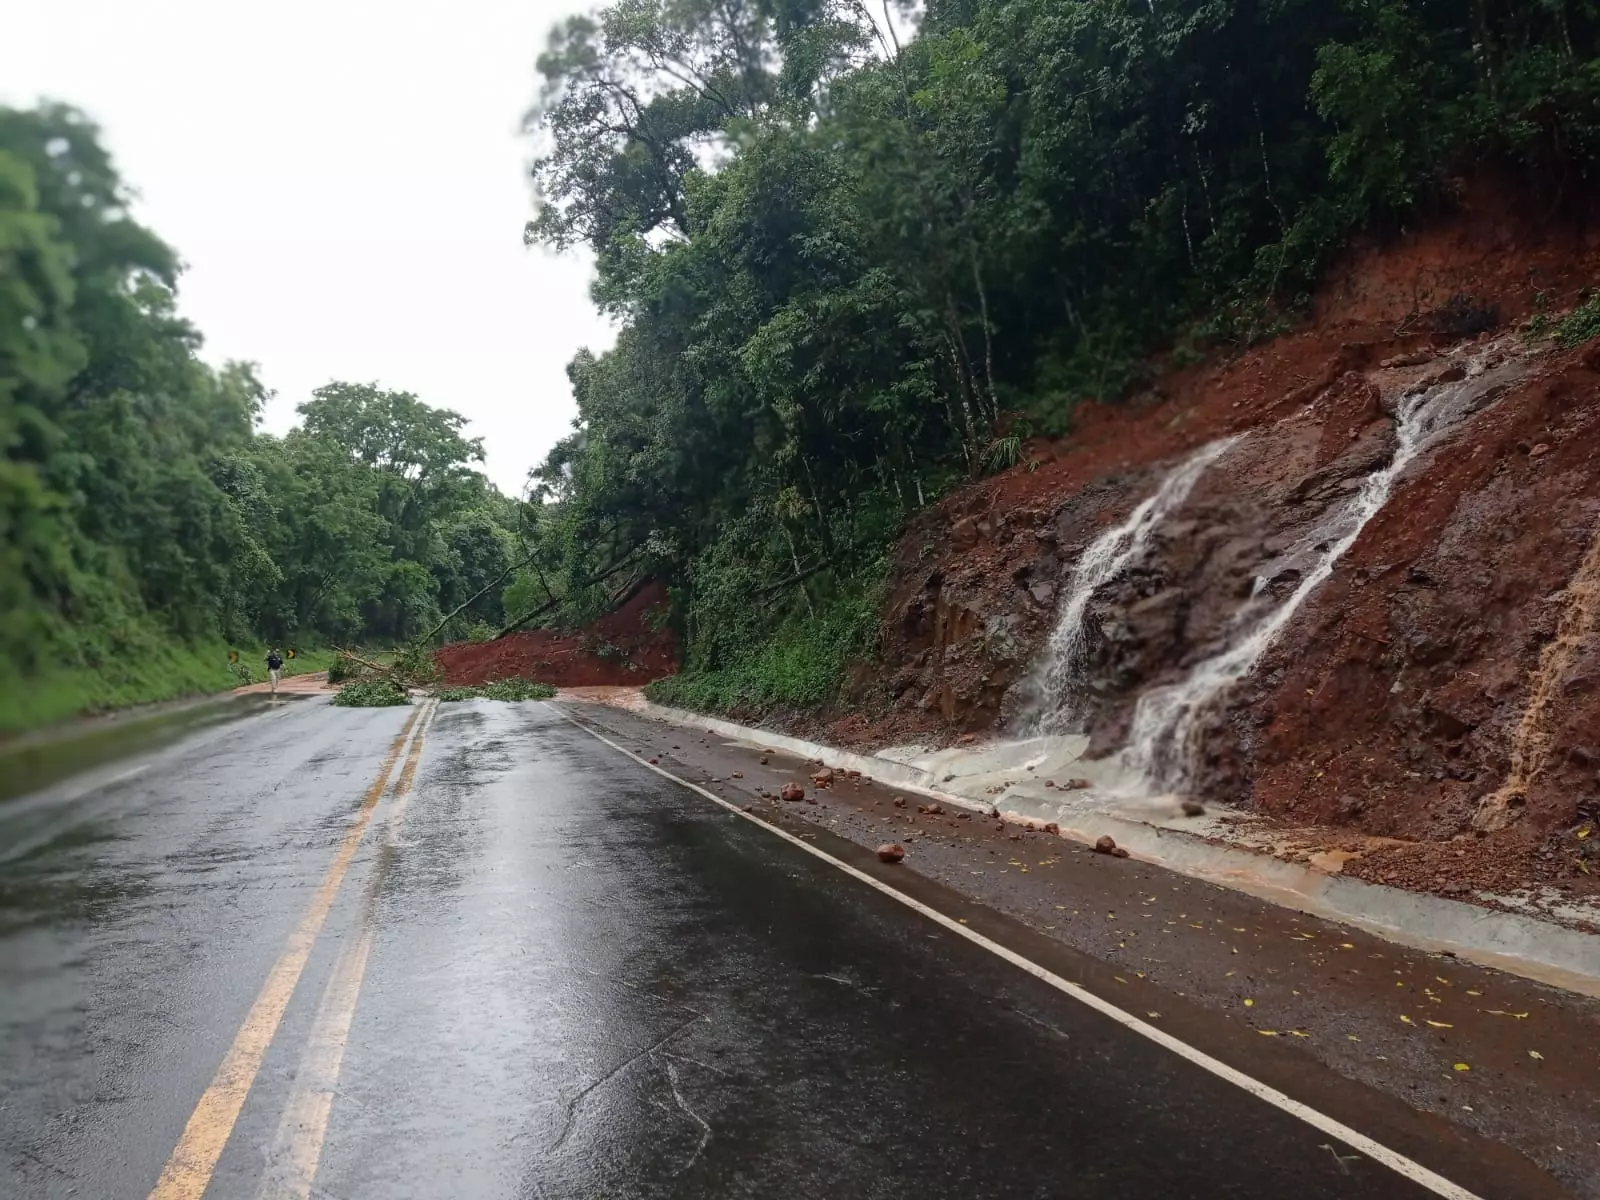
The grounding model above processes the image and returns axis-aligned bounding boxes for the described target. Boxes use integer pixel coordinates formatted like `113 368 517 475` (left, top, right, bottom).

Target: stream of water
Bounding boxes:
1123 343 1519 793
1019 437 1240 736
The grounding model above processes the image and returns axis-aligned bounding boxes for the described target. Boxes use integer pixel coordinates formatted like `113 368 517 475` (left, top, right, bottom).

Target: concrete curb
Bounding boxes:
637 700 1600 998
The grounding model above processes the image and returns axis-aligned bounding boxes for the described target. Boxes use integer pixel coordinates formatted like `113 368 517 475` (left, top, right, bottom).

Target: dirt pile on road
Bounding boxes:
818 181 1600 900
435 581 677 688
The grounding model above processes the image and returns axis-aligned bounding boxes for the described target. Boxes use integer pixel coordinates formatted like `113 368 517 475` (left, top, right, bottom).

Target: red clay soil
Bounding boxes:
435 581 677 688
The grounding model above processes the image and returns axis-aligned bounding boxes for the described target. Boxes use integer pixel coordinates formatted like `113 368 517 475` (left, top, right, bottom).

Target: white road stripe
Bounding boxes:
554 704 1484 1200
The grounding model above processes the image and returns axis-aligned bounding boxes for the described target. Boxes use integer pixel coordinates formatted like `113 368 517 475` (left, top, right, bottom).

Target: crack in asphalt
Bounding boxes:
544 1012 704 1155
655 1053 713 1175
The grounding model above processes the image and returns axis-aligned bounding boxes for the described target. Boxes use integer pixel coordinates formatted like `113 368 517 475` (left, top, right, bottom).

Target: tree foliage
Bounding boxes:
0 104 525 725
520 0 1600 714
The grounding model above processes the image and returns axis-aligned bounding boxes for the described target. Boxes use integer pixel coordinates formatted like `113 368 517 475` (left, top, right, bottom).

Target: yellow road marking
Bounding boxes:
255 929 373 1200
148 704 425 1200
257 700 438 1198
382 700 436 847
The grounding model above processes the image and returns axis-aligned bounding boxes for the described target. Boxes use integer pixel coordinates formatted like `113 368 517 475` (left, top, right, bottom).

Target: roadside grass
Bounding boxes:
0 641 338 738
646 589 879 717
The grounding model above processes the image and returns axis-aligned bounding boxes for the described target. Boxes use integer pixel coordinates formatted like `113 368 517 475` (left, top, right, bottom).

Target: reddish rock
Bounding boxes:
1043 821 1061 836
893 796 907 808
780 782 806 802
876 842 907 864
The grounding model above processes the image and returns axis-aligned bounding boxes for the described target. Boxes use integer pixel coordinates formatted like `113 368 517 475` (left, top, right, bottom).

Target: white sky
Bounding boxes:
0 0 613 495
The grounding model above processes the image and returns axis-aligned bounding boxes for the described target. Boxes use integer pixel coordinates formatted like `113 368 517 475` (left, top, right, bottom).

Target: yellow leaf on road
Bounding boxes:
1528 1050 1544 1060
1243 998 1254 1007
1426 1020 1453 1029
1399 1015 1415 1025
1453 1063 1471 1072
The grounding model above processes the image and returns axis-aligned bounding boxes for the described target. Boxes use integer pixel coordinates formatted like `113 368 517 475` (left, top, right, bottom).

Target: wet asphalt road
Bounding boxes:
0 698 1565 1198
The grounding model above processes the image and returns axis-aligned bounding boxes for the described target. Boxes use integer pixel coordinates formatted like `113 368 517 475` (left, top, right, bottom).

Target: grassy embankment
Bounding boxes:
0 642 338 738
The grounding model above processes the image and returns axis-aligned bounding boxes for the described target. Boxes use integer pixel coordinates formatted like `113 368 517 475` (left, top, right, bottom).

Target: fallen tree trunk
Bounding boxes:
493 549 644 639
419 553 535 645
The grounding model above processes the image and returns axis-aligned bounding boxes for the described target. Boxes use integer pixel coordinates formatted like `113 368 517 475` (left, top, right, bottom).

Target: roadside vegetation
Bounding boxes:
1 106 532 733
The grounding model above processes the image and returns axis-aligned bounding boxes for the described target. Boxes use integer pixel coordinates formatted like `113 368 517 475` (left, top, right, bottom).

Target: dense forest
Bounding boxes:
0 104 523 730
6 1 1600 733
513 0 1600 715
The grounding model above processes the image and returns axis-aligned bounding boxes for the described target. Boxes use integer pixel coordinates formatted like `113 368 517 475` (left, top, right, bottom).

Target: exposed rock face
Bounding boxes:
847 194 1600 892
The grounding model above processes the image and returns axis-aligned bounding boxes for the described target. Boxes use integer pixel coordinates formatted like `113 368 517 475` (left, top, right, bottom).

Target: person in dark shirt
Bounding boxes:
265 650 284 694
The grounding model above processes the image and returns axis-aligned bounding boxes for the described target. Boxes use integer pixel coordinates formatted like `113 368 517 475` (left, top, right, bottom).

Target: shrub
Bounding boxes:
1555 295 1600 349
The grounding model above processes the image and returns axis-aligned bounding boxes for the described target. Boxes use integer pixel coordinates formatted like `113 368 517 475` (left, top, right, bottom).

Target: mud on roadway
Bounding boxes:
561 698 1600 1199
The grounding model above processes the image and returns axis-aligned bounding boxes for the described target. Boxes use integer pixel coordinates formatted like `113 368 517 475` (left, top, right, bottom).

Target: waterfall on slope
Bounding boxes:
1019 437 1240 736
1124 344 1517 793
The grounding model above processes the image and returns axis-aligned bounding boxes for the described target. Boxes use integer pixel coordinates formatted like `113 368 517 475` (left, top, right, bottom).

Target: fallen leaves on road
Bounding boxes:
1453 1063 1471 1072
1529 1050 1544 1061
1485 1010 1530 1019
1426 1020 1453 1029
1399 1015 1416 1025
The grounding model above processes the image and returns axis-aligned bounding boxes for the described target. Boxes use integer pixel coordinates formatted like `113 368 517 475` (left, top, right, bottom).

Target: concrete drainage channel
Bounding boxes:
635 699 1600 999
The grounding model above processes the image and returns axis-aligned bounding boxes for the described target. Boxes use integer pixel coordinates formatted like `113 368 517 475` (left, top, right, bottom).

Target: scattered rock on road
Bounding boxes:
1094 835 1130 858
1181 801 1206 817
780 782 806 802
876 843 906 863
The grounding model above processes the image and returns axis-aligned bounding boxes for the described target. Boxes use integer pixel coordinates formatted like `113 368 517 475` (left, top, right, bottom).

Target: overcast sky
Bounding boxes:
1 0 613 495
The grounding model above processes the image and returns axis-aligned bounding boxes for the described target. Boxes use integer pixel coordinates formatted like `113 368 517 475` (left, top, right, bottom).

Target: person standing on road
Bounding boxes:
266 649 284 694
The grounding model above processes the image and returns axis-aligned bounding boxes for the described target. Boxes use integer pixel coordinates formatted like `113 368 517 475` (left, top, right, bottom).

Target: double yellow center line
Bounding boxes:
149 699 437 1200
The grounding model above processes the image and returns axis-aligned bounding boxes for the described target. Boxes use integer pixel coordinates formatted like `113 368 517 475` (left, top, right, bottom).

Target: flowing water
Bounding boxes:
1123 343 1524 794
1018 437 1240 735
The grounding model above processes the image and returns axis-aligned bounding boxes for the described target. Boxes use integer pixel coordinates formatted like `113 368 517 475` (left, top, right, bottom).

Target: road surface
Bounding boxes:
0 697 1574 1198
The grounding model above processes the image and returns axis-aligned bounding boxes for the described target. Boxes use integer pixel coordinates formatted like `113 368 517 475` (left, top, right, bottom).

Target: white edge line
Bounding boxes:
553 704 1484 1200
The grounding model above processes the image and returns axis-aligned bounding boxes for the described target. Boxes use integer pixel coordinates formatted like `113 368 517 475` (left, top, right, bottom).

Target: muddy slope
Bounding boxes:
852 189 1600 896
435 581 677 688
